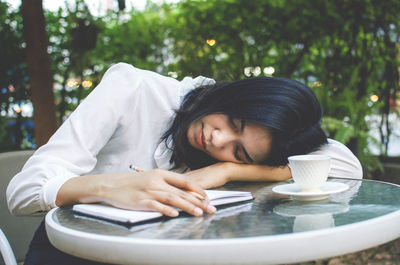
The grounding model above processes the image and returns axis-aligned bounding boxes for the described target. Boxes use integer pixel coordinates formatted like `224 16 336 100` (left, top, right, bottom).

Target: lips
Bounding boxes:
201 125 206 150
197 123 206 150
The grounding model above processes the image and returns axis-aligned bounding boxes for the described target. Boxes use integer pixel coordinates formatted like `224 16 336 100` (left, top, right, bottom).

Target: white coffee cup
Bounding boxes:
288 155 331 192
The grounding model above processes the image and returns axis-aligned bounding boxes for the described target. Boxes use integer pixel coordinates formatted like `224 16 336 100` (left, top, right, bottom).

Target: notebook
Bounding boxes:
72 189 253 224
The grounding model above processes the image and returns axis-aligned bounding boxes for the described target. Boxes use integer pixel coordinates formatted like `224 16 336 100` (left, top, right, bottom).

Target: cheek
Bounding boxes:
255 141 272 163
186 124 195 147
207 149 235 162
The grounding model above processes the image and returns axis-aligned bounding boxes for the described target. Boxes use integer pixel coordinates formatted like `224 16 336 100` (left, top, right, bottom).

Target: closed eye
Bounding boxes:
234 144 253 164
233 145 242 162
228 117 252 163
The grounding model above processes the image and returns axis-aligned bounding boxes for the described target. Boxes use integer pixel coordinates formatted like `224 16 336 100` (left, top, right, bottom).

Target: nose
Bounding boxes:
211 129 236 149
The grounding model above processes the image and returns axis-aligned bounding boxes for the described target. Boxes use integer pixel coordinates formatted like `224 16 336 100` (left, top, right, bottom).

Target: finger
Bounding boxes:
163 172 208 200
153 191 205 217
159 183 216 214
139 199 179 217
187 191 207 201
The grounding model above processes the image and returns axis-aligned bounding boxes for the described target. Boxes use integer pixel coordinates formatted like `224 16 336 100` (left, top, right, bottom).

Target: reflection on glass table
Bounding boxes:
273 200 349 232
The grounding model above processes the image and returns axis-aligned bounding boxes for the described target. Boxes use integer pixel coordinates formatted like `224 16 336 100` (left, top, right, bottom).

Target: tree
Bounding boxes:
0 2 28 150
21 0 57 147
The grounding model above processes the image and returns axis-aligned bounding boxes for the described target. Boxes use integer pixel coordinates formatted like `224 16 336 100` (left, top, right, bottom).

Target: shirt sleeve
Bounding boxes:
6 63 142 215
309 139 363 179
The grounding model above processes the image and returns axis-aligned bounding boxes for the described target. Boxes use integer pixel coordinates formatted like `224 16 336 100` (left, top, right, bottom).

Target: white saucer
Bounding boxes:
272 182 349 201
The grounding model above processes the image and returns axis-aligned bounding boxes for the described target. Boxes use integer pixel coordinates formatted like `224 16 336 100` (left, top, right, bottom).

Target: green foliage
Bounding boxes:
0 2 30 150
322 117 355 145
1 0 400 176
0 117 13 150
321 116 383 177
91 5 168 72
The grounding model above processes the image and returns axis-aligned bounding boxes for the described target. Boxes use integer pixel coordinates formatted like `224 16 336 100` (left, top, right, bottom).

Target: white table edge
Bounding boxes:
46 207 400 265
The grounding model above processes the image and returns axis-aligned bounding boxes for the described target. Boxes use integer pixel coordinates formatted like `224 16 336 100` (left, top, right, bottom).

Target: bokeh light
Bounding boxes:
13 106 21 114
370 94 379 102
82 80 93 88
263 66 275 76
206 39 216 46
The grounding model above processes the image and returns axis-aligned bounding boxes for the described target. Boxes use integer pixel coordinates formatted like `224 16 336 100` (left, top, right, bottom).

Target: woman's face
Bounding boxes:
186 114 271 164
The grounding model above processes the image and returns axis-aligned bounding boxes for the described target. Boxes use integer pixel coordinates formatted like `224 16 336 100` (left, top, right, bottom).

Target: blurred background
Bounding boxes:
1 0 399 179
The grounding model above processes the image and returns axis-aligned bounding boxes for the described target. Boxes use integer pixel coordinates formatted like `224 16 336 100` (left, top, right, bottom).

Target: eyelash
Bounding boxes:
234 145 241 162
228 116 242 161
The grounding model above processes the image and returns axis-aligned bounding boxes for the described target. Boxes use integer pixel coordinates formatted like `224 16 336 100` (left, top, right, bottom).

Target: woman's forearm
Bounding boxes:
56 174 106 206
56 170 216 217
185 162 291 190
227 163 291 182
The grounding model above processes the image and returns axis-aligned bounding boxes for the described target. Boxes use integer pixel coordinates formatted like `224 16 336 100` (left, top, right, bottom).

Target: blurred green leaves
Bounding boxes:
1 0 399 176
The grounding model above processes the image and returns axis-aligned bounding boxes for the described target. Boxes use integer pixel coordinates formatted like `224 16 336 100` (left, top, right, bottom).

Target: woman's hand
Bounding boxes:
56 169 216 217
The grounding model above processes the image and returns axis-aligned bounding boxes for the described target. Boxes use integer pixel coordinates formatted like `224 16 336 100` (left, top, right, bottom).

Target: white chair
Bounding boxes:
0 150 43 264
0 229 17 265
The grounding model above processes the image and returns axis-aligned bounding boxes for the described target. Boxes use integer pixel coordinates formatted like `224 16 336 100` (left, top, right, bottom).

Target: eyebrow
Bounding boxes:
240 120 254 164
240 119 246 133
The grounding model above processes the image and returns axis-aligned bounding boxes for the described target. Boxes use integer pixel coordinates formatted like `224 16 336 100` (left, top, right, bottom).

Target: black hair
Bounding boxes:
161 77 327 169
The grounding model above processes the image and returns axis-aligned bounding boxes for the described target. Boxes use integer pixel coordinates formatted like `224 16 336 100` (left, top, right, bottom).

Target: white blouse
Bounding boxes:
6 63 363 216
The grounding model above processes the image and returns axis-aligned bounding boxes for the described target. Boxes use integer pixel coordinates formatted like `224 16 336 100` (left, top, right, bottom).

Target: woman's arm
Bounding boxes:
7 63 135 215
56 169 215 217
309 139 363 179
6 63 215 216
185 162 291 189
186 139 363 189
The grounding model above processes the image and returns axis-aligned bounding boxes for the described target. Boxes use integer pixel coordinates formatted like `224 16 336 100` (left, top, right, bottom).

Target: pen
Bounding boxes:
129 164 144 172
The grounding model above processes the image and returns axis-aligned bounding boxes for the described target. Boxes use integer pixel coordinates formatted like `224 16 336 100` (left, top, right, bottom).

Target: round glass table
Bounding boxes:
46 178 400 264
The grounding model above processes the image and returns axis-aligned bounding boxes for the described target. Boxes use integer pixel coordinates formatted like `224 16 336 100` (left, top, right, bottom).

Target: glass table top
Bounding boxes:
52 178 400 240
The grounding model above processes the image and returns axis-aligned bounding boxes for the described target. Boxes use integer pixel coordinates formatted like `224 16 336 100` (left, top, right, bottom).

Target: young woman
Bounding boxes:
7 62 362 219
7 62 362 265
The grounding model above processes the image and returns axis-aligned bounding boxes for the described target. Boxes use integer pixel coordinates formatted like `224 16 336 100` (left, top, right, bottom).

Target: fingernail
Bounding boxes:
170 209 179 217
194 207 203 216
207 205 217 213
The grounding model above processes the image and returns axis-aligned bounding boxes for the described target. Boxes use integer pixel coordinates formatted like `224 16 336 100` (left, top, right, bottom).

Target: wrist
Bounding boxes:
218 162 240 182
87 173 118 203
56 174 107 206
